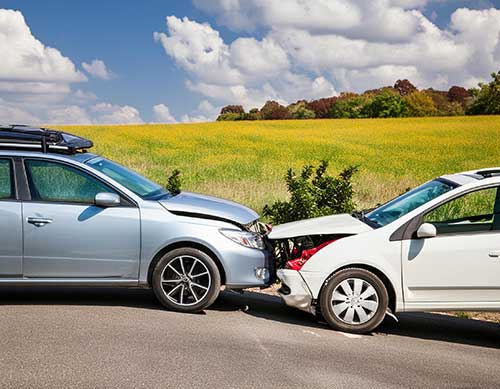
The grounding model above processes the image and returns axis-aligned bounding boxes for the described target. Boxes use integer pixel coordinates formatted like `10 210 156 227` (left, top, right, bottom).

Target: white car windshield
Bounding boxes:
364 179 457 227
86 157 168 199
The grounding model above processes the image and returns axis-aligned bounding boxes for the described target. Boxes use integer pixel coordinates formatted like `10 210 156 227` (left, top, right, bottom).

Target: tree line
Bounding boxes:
217 70 500 121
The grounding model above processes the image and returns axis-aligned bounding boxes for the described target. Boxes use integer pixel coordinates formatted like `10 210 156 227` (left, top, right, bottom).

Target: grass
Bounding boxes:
61 116 500 214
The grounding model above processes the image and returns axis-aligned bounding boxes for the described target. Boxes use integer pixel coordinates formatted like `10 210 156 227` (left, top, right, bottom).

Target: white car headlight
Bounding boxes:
220 229 265 250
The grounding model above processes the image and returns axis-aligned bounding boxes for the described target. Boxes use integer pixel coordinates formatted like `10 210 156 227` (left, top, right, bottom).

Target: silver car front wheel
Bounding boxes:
153 248 221 313
161 255 212 307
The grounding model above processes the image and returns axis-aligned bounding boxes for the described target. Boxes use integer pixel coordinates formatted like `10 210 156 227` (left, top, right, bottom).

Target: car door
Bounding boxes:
0 158 22 277
22 158 140 279
402 185 500 306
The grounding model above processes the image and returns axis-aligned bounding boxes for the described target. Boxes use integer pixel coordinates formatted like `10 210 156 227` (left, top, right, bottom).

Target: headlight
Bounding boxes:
220 229 265 250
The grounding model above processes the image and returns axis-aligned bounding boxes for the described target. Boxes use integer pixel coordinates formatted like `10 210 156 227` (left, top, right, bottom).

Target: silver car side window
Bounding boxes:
25 159 116 204
0 159 13 199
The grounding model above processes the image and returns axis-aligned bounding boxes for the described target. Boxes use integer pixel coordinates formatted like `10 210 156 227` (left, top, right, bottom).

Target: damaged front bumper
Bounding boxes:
277 269 314 314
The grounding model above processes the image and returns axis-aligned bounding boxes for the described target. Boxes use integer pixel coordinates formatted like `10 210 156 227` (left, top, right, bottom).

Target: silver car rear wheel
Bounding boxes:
331 278 379 325
161 255 211 307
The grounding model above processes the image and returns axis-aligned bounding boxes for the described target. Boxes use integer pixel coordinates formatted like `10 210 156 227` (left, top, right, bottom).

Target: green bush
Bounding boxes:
288 101 316 119
331 95 372 118
166 169 182 195
262 161 358 224
404 91 438 117
467 70 500 115
216 112 243 121
367 90 406 118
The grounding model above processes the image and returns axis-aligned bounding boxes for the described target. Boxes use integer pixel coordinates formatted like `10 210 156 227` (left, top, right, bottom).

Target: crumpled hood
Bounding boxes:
268 213 372 240
159 191 259 226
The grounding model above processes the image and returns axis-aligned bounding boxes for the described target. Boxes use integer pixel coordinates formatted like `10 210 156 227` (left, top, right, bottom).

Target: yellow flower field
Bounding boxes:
61 115 500 213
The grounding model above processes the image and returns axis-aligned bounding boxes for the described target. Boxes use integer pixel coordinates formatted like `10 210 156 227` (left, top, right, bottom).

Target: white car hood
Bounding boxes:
268 213 373 240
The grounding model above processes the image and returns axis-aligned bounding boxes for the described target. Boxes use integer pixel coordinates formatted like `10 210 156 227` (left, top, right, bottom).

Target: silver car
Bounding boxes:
0 125 274 312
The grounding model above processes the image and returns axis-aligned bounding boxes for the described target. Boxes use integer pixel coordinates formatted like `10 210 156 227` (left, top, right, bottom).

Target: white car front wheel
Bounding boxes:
320 268 388 334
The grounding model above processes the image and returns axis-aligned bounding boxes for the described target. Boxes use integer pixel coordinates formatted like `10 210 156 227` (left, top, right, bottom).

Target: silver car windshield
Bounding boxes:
365 179 457 227
86 157 168 199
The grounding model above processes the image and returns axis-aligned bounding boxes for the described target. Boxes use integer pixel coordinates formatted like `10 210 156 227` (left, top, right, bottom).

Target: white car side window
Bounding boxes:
424 186 499 234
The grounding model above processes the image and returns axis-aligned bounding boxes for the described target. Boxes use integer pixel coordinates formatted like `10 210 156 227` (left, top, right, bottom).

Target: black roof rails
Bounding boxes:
476 168 500 178
0 125 93 154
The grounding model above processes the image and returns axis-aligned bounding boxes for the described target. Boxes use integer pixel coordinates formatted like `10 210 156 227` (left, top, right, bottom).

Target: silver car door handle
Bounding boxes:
27 217 53 227
489 251 500 258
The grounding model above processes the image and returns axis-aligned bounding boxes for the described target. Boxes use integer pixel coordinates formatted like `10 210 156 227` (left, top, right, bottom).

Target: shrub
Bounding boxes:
404 91 438 117
166 169 182 195
367 90 406 118
260 100 291 120
467 70 500 115
288 101 316 119
262 160 358 224
331 95 372 118
216 112 243 121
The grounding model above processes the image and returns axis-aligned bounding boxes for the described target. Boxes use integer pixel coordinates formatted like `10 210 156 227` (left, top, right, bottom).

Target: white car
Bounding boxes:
269 168 500 333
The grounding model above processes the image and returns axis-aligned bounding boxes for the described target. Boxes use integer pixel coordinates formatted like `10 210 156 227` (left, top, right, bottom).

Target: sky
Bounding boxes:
0 0 499 124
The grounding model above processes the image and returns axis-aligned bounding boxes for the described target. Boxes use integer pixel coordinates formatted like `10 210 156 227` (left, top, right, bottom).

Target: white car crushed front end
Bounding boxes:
269 214 374 314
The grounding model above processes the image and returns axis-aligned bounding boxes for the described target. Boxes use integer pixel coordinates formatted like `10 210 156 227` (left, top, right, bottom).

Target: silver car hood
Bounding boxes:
268 213 372 239
159 191 259 226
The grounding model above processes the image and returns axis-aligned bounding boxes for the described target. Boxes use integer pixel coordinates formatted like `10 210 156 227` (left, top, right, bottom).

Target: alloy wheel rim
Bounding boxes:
331 278 379 325
161 255 211 306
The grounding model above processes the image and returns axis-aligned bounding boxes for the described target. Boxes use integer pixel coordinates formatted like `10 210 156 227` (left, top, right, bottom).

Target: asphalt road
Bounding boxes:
0 287 499 388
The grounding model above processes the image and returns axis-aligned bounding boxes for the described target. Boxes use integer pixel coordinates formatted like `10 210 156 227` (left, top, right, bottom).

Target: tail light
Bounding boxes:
285 240 336 271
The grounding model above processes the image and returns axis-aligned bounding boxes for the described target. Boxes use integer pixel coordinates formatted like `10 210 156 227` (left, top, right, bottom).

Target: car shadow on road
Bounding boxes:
0 286 498 348
214 290 500 349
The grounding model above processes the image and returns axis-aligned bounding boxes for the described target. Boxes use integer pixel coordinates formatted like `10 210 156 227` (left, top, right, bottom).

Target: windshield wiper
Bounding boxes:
351 209 380 228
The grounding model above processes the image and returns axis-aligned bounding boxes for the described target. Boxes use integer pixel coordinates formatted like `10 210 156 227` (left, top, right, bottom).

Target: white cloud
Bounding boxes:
47 105 92 124
180 99 220 123
0 8 143 125
92 103 143 124
153 103 177 123
82 59 113 80
155 15 337 109
0 9 86 83
156 3 500 111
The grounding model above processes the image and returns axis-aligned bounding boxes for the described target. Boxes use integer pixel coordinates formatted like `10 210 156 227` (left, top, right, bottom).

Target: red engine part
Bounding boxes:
285 240 336 271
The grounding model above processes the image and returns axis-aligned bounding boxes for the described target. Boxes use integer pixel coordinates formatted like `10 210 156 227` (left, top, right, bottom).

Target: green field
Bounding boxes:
62 116 500 214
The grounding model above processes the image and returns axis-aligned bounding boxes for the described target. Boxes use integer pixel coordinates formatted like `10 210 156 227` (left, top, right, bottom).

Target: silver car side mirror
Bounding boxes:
95 192 121 207
416 223 437 239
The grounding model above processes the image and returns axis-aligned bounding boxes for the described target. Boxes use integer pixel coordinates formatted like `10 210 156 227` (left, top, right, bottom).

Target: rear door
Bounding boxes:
0 158 22 277
22 158 140 279
402 185 500 305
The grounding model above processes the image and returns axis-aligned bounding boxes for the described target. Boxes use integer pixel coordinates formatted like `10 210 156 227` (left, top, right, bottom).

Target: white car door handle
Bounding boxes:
489 251 500 258
27 217 53 227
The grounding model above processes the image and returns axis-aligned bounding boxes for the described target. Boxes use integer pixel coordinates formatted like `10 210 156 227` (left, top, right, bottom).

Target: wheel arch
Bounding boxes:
147 241 226 286
320 263 397 313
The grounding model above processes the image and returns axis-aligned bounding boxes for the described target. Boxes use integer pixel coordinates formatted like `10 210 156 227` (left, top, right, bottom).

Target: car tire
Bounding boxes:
319 268 388 334
152 247 221 313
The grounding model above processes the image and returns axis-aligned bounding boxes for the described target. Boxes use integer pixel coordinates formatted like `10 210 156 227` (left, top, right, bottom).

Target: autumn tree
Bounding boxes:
260 100 290 120
394 79 417 96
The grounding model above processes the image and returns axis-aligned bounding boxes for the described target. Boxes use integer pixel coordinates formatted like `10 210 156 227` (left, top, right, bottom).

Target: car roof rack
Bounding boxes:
0 124 93 154
475 168 500 178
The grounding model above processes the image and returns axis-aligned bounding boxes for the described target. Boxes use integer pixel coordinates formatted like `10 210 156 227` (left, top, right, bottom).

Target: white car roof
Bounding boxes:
441 167 500 186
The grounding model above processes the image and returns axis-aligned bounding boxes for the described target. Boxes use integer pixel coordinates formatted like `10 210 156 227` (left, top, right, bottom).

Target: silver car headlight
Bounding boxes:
219 229 265 250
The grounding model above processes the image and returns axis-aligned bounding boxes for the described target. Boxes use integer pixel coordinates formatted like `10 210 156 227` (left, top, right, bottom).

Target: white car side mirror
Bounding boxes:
416 223 437 239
